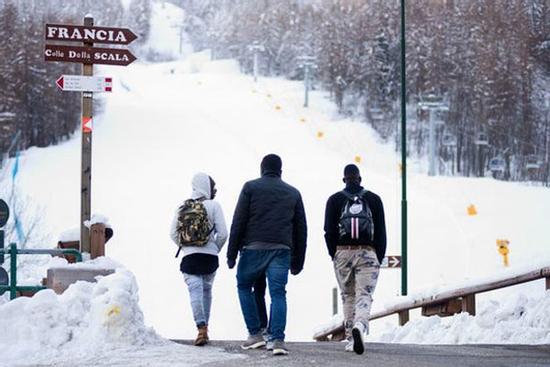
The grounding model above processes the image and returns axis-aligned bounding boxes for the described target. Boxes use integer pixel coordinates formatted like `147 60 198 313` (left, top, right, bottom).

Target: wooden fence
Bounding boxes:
314 266 550 341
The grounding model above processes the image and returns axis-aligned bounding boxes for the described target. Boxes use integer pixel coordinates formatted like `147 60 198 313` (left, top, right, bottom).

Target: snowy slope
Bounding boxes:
2 2 550 345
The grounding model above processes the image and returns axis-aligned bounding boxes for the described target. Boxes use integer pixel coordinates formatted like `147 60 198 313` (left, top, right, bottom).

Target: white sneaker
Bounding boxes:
344 339 354 352
351 323 365 355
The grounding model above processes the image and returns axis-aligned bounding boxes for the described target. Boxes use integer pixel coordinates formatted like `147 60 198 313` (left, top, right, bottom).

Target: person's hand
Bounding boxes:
290 267 301 275
227 258 236 269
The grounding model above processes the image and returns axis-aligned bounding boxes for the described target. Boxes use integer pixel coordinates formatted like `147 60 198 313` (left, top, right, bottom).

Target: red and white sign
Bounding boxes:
82 117 93 133
56 75 113 92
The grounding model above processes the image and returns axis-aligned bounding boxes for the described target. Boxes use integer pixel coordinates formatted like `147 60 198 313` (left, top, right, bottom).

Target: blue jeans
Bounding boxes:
183 272 216 327
237 249 290 341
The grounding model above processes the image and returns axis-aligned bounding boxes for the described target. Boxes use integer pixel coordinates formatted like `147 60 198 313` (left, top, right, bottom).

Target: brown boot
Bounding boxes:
194 326 208 346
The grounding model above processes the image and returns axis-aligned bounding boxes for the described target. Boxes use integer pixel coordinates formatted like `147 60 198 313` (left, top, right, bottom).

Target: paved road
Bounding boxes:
173 340 550 367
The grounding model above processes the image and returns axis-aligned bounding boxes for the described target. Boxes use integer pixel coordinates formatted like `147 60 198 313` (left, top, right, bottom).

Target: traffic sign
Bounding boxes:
381 255 402 269
0 199 9 228
45 24 138 45
44 44 136 66
56 75 112 92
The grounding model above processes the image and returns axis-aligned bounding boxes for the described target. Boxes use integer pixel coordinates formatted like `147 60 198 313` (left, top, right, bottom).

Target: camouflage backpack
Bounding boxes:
176 198 213 250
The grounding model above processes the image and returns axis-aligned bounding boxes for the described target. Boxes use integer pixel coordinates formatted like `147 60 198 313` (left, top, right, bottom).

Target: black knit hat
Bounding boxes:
344 164 360 177
261 154 282 175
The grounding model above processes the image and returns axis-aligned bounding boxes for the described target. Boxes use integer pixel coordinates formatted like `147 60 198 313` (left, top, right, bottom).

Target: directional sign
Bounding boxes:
0 199 9 228
44 44 136 66
56 75 112 92
45 24 138 45
381 255 402 269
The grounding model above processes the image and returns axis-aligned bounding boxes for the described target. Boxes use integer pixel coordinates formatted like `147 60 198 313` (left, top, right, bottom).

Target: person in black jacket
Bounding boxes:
324 164 386 355
227 154 307 356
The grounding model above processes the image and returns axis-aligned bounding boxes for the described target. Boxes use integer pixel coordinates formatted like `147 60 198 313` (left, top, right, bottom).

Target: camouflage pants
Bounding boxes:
333 248 380 338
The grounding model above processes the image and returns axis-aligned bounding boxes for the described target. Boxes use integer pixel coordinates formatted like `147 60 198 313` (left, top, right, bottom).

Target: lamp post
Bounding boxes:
400 0 408 296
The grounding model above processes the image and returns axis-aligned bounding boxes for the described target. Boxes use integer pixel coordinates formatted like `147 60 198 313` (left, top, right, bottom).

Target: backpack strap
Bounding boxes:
341 189 368 201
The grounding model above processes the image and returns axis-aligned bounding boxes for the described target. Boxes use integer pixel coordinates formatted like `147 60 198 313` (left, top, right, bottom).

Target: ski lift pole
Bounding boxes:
304 64 310 108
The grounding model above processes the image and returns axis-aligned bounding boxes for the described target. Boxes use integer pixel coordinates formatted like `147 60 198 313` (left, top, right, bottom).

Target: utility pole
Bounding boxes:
248 43 264 83
297 55 316 108
418 95 449 176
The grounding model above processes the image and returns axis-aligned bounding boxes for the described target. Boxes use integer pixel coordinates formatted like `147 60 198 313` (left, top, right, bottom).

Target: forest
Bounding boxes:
1 0 549 184
179 0 550 183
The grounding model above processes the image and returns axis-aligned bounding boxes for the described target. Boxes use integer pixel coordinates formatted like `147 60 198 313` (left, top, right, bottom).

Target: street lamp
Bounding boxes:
400 0 408 296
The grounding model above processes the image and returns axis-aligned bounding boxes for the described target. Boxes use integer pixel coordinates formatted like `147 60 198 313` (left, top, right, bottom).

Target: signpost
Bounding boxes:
44 17 137 254
56 75 113 92
381 255 402 269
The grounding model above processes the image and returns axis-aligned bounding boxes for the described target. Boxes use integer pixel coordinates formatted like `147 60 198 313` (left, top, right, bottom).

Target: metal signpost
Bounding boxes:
44 18 137 254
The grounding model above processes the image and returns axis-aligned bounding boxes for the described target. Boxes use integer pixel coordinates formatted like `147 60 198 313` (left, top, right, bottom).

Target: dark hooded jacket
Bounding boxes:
227 171 307 272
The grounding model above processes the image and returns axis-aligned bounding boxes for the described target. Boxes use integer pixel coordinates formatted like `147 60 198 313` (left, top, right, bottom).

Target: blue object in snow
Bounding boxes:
14 214 24 243
11 151 19 181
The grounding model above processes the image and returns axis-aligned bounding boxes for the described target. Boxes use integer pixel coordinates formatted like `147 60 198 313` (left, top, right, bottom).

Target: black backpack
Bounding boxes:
338 190 374 242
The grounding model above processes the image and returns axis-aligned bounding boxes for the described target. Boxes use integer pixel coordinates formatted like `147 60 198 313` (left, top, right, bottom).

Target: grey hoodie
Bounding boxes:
170 172 228 257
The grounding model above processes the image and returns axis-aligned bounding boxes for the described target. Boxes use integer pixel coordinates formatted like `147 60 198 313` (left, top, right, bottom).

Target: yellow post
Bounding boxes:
316 131 324 139
467 204 477 216
354 155 362 164
496 239 510 267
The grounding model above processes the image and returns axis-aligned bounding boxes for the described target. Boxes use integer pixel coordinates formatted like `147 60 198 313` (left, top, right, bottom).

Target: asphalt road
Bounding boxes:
172 340 550 367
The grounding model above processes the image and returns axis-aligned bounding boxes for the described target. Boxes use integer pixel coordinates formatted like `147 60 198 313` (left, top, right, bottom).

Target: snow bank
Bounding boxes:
0 266 241 366
372 291 550 344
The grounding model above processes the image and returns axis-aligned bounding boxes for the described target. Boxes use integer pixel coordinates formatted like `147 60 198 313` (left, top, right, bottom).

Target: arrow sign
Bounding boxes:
46 24 138 45
56 75 113 92
381 255 402 269
45 44 136 66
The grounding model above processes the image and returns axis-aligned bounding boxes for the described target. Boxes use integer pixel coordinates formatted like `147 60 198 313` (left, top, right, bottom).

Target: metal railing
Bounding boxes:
0 243 82 300
314 265 550 341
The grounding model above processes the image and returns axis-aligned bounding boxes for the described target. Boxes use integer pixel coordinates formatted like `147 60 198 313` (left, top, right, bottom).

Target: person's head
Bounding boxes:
191 172 216 200
261 154 282 176
343 164 361 185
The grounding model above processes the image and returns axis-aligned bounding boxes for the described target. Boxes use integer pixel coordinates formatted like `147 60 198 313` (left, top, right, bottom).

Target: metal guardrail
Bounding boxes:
0 243 82 300
314 266 550 341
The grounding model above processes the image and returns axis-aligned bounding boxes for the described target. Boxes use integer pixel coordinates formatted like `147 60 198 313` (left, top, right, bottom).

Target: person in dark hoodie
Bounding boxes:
227 154 307 356
324 164 386 355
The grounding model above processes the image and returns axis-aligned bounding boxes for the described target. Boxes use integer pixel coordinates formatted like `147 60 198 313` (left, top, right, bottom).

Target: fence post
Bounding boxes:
398 310 409 326
462 294 476 316
546 277 550 291
9 243 16 300
90 223 106 259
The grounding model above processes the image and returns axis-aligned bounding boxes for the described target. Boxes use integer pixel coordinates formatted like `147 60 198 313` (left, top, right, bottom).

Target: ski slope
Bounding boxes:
4 1 550 344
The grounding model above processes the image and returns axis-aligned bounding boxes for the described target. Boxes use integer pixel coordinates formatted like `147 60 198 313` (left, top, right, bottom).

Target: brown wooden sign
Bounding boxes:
44 44 136 66
45 24 138 45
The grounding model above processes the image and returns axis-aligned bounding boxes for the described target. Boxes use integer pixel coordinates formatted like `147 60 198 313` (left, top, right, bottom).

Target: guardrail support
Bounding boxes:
462 294 476 316
398 310 409 326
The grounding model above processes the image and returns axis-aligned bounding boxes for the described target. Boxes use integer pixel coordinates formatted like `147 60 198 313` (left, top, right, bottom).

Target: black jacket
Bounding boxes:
324 182 386 263
227 172 308 272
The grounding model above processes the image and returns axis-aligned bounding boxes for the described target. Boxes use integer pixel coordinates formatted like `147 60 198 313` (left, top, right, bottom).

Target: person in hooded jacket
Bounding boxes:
170 172 228 346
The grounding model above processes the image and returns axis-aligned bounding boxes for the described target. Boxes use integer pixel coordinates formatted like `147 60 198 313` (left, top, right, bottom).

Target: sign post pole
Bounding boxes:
80 15 93 254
